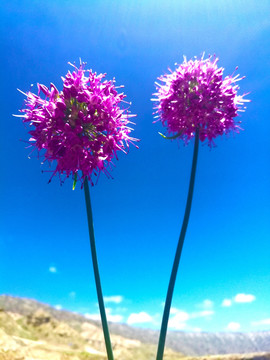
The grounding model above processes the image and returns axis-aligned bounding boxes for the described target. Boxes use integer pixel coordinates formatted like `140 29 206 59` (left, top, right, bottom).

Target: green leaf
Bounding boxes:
158 131 183 140
72 173 78 190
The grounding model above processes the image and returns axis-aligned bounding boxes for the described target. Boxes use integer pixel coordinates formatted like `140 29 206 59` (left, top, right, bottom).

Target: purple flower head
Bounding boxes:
19 62 138 187
152 54 250 146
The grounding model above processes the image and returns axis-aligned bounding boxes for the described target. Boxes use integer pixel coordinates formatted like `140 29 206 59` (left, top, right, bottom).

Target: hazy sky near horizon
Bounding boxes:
0 0 270 333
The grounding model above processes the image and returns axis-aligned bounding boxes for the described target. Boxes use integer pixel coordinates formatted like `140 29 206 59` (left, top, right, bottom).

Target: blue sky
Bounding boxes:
0 0 269 333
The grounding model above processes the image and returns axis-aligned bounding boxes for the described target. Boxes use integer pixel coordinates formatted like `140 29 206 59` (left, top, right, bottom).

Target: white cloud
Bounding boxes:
55 304 62 310
108 314 123 322
168 309 209 331
226 322 241 331
197 299 214 309
220 293 255 307
191 310 214 319
104 296 123 304
49 266 57 273
127 312 153 325
85 313 100 321
168 311 189 330
169 318 187 330
85 308 123 323
172 311 190 322
221 299 232 307
192 327 202 332
170 307 181 315
106 308 123 323
234 293 256 303
169 305 214 319
251 318 270 326
167 306 214 330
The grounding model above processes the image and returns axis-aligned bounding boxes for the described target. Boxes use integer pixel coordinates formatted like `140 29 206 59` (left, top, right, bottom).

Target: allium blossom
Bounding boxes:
152 55 249 145
19 62 137 186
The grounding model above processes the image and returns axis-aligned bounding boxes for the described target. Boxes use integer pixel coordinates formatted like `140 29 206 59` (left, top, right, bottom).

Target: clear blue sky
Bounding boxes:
0 0 269 333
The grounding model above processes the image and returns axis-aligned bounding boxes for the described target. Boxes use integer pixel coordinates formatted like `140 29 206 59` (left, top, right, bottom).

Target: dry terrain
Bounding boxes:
1 296 270 360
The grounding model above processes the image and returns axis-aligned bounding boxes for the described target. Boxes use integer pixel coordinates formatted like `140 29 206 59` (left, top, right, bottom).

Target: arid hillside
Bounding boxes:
1 295 270 360
0 295 182 360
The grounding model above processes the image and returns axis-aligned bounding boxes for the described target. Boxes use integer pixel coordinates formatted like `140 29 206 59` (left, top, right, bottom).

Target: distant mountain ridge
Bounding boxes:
108 323 270 356
1 295 270 356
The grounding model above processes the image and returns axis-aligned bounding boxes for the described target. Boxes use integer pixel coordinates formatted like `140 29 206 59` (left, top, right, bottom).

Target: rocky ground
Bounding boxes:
1 295 270 360
0 304 181 360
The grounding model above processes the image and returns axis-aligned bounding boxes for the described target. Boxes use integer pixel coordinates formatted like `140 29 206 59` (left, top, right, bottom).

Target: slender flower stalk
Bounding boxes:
84 178 114 360
156 129 199 360
152 54 249 360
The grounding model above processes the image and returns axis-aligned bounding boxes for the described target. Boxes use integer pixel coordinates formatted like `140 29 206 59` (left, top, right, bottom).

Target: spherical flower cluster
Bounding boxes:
152 55 249 146
19 62 137 186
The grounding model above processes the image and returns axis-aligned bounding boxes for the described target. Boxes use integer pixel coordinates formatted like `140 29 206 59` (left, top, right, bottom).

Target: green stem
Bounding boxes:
84 178 114 360
156 129 200 360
